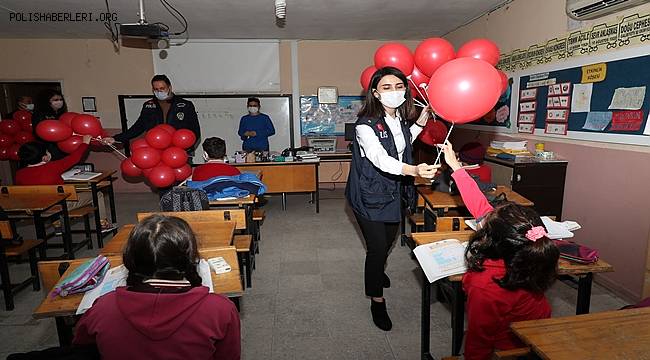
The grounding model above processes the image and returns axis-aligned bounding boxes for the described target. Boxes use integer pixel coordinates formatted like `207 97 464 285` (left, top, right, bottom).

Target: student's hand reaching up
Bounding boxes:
82 135 92 144
439 141 462 171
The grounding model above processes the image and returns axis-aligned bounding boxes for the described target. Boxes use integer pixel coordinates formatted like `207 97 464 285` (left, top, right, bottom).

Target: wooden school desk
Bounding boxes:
411 231 615 359
64 170 118 247
511 307 650 360
33 247 243 345
100 222 236 255
209 195 257 235
234 160 320 212
417 185 534 214
0 193 73 259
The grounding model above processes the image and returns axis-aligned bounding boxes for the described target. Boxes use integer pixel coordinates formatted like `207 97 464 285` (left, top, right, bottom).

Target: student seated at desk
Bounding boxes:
441 142 559 360
16 137 115 231
192 137 241 181
73 215 241 360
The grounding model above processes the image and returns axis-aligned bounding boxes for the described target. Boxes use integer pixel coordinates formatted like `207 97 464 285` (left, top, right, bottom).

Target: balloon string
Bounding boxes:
413 99 427 108
408 77 429 105
433 122 455 167
94 137 127 159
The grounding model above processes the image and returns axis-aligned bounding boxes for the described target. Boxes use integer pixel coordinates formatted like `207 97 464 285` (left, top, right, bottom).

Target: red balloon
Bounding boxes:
15 131 35 145
8 143 20 161
414 38 456 77
374 43 415 76
156 124 176 135
145 127 173 149
161 146 188 168
35 120 73 142
0 119 21 135
172 129 197 149
0 134 15 148
131 147 161 169
16 117 32 131
0 147 9 161
427 58 502 124
173 164 192 181
58 112 79 128
12 110 32 123
456 38 500 66
142 167 153 177
418 120 448 146
120 158 142 177
130 138 150 151
497 70 509 95
71 114 103 137
360 65 378 91
409 65 430 99
57 135 84 153
148 164 176 188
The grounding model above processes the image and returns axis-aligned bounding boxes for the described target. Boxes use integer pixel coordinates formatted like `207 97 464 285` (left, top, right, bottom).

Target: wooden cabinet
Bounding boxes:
484 157 568 219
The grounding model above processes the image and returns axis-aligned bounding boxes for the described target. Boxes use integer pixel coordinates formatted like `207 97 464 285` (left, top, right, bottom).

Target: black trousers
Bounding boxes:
355 213 400 297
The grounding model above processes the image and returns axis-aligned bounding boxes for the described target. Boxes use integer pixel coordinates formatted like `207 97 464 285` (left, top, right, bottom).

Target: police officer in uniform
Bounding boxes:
104 75 201 154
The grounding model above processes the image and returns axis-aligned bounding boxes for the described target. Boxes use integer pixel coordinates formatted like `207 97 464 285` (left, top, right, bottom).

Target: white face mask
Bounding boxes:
154 91 169 100
24 103 34 111
51 100 64 110
248 106 259 114
376 90 406 109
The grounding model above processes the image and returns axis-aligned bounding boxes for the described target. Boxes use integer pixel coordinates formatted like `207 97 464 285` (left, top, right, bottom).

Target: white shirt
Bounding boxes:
356 113 423 176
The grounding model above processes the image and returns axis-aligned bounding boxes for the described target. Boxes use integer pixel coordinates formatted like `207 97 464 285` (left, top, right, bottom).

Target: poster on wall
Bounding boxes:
472 79 512 128
300 95 364 135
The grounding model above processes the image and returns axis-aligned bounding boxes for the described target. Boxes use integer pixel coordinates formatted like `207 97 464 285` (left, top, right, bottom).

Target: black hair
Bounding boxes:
34 89 67 116
465 203 559 293
123 215 202 287
16 95 31 104
202 137 227 159
358 66 416 120
151 74 172 86
247 97 260 106
18 142 48 167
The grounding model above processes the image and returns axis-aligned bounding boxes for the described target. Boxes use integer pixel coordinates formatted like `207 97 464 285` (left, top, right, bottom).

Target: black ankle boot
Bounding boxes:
370 299 392 331
383 273 391 288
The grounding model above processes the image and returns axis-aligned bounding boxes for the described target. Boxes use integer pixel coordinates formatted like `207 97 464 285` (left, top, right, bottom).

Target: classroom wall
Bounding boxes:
445 0 650 301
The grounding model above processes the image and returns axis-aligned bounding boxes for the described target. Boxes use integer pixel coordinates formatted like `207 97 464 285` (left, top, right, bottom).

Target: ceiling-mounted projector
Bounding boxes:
119 0 169 40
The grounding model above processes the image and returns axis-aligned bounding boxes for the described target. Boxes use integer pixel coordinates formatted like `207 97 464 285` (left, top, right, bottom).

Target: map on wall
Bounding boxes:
300 95 364 135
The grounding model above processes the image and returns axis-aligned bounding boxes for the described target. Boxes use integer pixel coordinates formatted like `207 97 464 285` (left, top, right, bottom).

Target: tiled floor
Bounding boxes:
0 190 629 359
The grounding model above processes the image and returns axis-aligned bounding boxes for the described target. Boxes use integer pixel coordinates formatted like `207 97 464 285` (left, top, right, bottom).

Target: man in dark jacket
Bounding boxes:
104 75 201 152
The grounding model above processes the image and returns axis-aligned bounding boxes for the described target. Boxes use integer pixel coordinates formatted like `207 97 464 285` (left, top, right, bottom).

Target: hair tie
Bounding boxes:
525 226 547 242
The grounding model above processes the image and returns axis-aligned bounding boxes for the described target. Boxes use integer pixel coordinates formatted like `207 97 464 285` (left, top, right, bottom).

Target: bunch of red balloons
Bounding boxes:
34 112 106 153
120 124 196 188
0 110 34 161
359 38 508 130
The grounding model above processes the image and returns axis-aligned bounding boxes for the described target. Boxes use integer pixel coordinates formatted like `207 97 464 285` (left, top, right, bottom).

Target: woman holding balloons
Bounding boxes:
31 89 69 160
345 66 439 331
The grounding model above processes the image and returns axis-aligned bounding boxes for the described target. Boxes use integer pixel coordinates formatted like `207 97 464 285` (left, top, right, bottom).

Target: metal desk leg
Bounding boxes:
315 189 319 213
451 281 465 356
90 183 103 247
421 270 434 360
576 272 593 315
0 248 14 310
106 179 117 225
33 212 47 259
281 193 287 211
55 316 74 346
60 201 74 260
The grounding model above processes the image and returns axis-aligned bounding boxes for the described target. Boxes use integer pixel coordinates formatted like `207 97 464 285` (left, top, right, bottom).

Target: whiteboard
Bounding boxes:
118 95 294 164
152 40 280 93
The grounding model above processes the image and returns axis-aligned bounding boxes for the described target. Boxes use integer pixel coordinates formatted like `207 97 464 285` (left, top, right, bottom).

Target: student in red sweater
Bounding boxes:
441 142 559 360
73 215 241 359
192 137 241 181
16 137 114 231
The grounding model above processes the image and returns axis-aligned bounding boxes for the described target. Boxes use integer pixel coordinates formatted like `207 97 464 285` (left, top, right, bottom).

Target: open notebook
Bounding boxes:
413 239 468 283
61 169 102 181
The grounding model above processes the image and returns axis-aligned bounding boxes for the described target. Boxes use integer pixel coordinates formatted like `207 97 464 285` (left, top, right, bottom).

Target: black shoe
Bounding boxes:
370 299 392 331
383 273 391 288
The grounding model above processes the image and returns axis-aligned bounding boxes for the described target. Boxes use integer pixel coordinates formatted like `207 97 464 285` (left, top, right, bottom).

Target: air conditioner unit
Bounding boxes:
566 0 649 20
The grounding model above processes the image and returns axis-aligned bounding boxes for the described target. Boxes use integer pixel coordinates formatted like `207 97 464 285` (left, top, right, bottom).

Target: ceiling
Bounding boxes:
0 0 509 40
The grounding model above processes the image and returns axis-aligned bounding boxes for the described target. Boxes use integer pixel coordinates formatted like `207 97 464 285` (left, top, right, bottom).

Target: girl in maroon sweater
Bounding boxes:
73 215 241 360
441 142 559 360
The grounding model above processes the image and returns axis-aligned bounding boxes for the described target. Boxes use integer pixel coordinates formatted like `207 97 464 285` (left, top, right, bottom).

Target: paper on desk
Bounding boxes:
571 83 593 113
608 86 646 110
465 219 478 231
198 259 214 293
541 216 580 239
413 240 467 283
77 265 128 315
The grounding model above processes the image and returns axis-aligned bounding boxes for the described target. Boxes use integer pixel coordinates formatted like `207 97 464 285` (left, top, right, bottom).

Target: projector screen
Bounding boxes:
152 40 280 93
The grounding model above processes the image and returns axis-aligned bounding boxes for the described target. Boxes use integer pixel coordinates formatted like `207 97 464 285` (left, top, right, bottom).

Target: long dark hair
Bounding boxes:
34 89 67 117
465 203 559 293
358 66 417 120
123 215 202 287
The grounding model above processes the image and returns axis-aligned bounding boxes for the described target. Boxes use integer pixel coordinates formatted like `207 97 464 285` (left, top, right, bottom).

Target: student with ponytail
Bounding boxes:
73 215 241 360
440 142 560 360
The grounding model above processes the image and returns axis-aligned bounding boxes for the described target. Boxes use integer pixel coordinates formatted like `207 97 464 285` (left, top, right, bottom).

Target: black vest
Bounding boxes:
345 116 417 222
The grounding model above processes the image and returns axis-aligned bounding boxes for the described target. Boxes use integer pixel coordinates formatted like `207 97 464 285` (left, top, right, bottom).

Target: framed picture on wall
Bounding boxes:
82 97 97 112
317 87 339 104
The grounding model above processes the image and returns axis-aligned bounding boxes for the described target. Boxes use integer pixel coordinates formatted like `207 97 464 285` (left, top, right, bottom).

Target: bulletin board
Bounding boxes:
300 95 364 135
515 46 650 146
469 80 513 128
